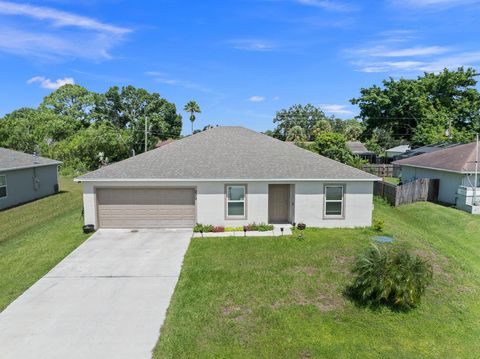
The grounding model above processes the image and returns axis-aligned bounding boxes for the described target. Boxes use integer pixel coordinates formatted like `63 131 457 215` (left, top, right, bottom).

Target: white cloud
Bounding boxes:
145 72 211 93
320 104 353 115
295 0 357 11
0 1 130 34
228 39 277 51
392 0 479 8
273 96 280 101
248 96 265 102
27 76 75 89
355 45 449 58
0 1 130 61
346 31 480 74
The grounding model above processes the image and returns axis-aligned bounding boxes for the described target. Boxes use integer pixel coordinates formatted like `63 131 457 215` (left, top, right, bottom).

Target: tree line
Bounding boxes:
0 84 183 174
269 67 480 166
1 67 479 174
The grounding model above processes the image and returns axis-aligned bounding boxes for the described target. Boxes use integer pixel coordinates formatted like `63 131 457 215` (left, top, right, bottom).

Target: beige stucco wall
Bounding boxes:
81 180 374 229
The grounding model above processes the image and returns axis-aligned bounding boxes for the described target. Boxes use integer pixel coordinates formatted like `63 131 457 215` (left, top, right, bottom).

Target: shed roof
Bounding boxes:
77 126 378 181
0 147 61 172
386 145 410 153
346 141 374 154
393 141 479 173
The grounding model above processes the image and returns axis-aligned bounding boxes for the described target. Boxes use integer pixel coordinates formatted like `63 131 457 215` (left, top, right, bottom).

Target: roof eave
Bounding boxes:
0 162 61 172
395 163 471 174
74 177 381 183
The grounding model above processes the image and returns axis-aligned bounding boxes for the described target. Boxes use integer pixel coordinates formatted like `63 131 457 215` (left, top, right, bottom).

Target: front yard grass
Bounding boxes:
154 198 480 358
0 177 89 311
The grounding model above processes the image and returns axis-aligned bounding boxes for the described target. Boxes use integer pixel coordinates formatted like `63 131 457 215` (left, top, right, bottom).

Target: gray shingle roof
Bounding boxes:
77 126 378 181
393 142 479 173
346 141 373 154
0 147 61 172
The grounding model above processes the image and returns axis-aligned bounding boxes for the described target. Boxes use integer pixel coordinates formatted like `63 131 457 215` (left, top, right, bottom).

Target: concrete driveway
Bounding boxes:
0 228 192 359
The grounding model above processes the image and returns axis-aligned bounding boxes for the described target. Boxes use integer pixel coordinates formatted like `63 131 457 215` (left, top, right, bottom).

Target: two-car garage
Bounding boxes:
96 188 196 228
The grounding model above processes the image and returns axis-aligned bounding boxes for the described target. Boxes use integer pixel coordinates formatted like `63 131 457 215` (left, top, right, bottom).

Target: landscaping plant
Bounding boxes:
348 244 433 309
372 219 385 232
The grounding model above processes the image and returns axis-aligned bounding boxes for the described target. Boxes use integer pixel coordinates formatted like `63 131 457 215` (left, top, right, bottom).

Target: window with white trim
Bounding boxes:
324 185 344 217
0 175 6 198
226 185 246 218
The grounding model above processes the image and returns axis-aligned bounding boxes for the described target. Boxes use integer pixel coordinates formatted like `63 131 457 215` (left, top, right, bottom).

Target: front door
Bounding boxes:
268 184 290 223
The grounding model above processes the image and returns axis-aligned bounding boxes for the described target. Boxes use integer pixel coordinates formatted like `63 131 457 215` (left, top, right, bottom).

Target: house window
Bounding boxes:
0 175 6 198
226 185 246 218
324 185 344 217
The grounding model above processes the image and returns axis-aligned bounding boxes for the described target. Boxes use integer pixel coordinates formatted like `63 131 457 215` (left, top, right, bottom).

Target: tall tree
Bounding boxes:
351 67 480 146
40 84 95 127
183 101 201 134
0 107 79 155
94 86 182 153
272 104 331 141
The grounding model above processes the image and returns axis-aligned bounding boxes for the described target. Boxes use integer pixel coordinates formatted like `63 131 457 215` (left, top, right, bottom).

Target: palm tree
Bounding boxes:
286 125 307 143
183 101 201 134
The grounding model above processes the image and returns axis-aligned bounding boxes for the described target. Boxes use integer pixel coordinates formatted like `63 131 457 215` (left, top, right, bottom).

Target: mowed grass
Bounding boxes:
0 178 89 311
154 199 480 358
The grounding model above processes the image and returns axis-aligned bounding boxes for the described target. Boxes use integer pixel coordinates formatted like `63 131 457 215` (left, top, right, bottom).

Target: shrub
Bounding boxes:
244 222 274 231
348 245 433 309
193 223 214 233
254 222 274 231
372 219 384 232
211 226 225 232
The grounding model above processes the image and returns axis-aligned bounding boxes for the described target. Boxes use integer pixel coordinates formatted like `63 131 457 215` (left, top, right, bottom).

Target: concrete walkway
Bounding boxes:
0 228 192 359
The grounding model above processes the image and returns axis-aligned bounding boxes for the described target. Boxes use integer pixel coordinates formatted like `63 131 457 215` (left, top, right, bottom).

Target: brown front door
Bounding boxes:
268 184 290 223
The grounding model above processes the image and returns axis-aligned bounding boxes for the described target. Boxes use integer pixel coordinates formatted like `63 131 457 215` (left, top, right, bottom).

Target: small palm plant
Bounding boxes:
348 244 433 309
183 100 201 134
286 125 307 143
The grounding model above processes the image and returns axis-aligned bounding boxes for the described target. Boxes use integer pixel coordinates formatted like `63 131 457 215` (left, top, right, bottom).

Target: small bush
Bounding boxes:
211 226 225 232
244 222 274 231
347 245 433 309
372 219 384 232
255 222 274 231
193 223 214 233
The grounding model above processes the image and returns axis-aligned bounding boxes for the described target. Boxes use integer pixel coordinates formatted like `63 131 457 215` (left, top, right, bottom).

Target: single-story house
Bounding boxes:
346 141 376 163
386 144 410 159
393 142 479 214
75 126 379 229
394 142 462 161
0 148 61 210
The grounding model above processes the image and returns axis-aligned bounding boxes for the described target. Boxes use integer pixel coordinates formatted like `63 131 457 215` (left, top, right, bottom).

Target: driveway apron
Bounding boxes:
0 228 192 359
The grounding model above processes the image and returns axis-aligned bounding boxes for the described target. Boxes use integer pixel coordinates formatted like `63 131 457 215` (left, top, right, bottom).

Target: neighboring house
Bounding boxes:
346 141 376 163
395 142 462 161
0 148 61 210
75 126 379 229
386 145 410 159
394 142 479 214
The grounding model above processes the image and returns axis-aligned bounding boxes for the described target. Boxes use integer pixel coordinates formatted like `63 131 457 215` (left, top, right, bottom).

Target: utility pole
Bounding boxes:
144 116 148 153
474 133 479 205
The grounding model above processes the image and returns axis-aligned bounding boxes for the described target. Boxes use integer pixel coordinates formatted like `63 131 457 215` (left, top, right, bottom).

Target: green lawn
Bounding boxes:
0 178 89 311
154 199 480 358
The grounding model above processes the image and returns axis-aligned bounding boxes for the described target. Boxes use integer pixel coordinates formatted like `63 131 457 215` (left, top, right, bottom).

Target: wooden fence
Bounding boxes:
374 178 439 206
363 164 401 178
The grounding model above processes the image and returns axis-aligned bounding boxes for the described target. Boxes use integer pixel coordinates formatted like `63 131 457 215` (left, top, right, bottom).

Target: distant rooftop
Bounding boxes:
346 141 374 154
393 142 479 173
0 147 61 172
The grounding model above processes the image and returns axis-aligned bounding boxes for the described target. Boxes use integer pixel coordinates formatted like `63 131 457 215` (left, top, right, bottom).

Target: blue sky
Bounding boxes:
1 0 480 134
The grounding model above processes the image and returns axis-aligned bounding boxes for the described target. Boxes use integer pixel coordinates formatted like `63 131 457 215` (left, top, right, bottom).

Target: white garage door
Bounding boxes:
96 188 195 228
